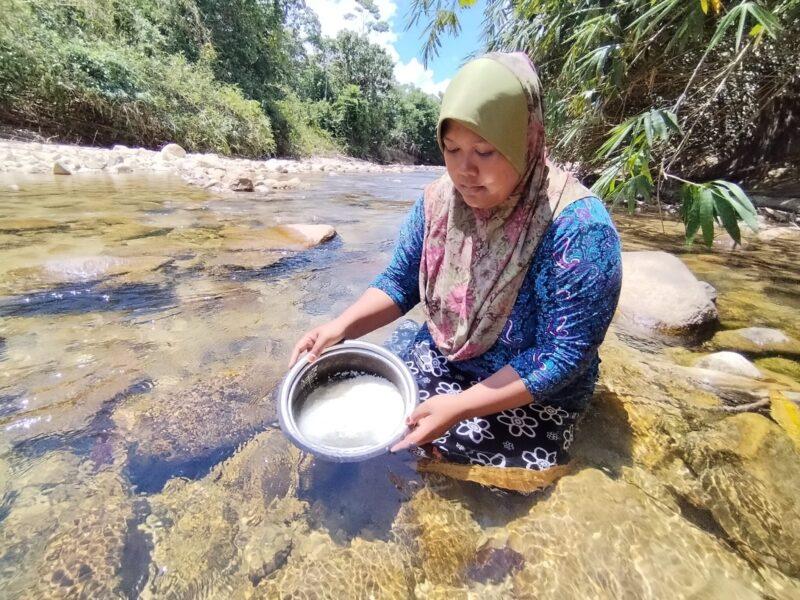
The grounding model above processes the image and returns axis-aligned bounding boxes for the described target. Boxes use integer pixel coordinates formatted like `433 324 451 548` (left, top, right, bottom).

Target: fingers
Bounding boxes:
406 403 431 427
307 332 334 363
390 417 439 453
288 331 316 367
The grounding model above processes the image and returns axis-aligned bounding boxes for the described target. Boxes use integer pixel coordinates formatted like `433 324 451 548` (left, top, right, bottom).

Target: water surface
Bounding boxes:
1 171 798 598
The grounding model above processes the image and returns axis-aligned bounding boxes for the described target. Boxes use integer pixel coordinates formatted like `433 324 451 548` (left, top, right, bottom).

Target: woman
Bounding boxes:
289 52 622 470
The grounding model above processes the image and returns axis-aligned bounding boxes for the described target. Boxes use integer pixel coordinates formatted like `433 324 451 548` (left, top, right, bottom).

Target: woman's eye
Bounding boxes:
476 149 495 158
445 146 458 153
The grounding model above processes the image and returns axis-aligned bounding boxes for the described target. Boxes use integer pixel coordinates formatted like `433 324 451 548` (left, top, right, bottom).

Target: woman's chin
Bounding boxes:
459 188 500 210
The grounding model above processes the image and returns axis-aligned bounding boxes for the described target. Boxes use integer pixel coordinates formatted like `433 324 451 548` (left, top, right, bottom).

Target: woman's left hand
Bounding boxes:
390 394 465 453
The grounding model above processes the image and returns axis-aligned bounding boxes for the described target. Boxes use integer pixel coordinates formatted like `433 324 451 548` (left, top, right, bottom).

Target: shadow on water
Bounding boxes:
299 452 422 543
119 498 154 600
0 282 177 317
125 440 247 495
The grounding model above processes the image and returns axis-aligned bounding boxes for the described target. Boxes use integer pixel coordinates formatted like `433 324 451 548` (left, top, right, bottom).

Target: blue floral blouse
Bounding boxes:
371 195 622 412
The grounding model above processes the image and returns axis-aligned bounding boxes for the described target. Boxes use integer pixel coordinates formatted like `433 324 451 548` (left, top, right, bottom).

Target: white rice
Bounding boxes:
297 375 405 448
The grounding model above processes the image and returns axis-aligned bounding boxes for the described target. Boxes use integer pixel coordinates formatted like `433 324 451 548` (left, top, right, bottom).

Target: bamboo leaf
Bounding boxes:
713 191 742 244
700 0 709 15
713 180 759 231
699 187 715 247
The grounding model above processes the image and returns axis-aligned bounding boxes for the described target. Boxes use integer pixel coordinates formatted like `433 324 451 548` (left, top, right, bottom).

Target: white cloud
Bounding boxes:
305 0 449 95
394 58 450 96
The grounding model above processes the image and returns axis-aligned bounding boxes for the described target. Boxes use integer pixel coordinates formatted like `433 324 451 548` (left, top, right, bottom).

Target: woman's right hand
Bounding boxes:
288 319 347 367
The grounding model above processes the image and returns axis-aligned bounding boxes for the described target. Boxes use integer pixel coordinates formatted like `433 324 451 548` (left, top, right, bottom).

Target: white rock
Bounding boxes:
695 352 763 379
160 143 187 159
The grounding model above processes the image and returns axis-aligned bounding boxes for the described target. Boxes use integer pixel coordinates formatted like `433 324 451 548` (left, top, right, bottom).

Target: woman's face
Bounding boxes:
441 120 521 210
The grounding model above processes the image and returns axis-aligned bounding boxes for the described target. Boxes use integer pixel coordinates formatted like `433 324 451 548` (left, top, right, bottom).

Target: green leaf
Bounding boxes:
713 180 759 231
713 191 742 245
698 187 715 247
458 0 477 7
681 184 698 243
596 117 636 158
700 0 709 15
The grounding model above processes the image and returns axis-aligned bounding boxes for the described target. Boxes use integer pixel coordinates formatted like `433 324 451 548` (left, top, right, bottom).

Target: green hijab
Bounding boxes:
436 56 532 175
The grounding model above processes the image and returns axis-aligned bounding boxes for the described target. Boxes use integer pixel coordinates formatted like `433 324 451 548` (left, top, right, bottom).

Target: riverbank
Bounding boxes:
0 138 442 195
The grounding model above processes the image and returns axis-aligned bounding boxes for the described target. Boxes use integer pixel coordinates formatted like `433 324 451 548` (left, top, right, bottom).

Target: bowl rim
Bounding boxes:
278 339 417 462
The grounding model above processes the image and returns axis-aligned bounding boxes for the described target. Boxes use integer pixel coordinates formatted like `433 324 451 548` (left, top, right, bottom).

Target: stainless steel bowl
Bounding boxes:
278 340 418 462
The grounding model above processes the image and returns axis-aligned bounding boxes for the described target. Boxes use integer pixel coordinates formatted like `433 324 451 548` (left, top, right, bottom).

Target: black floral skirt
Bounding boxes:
401 338 579 470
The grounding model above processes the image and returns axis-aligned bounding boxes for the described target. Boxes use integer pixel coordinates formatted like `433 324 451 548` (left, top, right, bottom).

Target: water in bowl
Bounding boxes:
296 374 405 448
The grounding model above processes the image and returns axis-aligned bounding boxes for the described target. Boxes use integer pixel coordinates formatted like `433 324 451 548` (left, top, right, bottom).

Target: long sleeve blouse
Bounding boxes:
371 195 622 411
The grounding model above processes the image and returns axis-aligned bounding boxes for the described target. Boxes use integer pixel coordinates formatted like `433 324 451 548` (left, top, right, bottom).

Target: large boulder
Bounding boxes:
615 251 718 339
709 327 800 358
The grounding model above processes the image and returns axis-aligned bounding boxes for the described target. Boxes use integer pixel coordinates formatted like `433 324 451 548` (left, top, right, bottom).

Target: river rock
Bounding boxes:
112 366 279 494
615 251 718 338
676 365 769 405
758 226 800 242
755 357 800 381
0 218 66 233
695 351 763 379
505 468 766 598
160 143 186 159
709 327 800 358
272 177 302 189
230 176 254 192
52 160 71 175
580 335 800 585
283 223 336 246
144 429 308 596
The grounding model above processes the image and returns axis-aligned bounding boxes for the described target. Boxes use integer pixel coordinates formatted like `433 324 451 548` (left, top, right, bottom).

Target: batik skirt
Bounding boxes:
400 339 580 470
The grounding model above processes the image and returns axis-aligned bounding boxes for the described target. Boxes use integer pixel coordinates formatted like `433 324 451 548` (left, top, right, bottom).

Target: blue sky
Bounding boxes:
305 0 486 95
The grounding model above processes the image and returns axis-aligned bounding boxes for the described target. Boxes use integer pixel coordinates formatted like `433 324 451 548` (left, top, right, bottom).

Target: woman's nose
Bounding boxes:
457 154 478 178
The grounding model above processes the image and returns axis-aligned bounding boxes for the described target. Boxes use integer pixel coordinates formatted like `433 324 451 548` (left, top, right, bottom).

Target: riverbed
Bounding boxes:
1 169 799 598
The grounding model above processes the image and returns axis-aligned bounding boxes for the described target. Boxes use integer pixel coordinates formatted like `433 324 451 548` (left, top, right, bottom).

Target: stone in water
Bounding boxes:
297 375 404 448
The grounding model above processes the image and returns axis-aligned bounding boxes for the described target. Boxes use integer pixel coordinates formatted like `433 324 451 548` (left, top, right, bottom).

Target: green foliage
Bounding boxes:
0 0 442 163
408 0 797 247
681 180 758 247
268 92 341 157
388 86 441 164
0 0 275 156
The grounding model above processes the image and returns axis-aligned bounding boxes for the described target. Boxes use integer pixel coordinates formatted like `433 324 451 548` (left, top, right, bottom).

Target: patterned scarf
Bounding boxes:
420 52 590 362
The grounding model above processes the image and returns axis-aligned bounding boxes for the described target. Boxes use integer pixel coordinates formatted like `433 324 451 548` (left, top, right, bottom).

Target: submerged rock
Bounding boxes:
52 160 71 175
709 327 800 358
676 364 769 405
615 251 718 339
144 429 308 597
113 367 278 493
755 356 800 381
505 468 768 599
695 351 763 379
